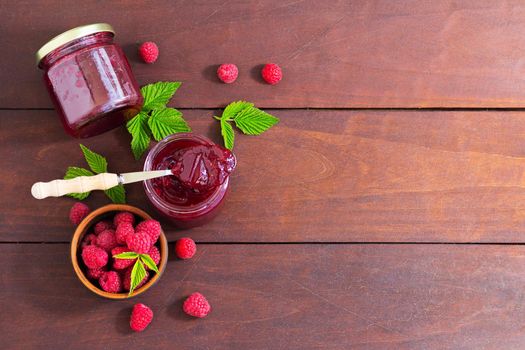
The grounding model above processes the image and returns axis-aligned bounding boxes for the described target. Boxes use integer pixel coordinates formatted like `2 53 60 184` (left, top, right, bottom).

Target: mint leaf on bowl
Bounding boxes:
140 254 159 273
129 259 147 295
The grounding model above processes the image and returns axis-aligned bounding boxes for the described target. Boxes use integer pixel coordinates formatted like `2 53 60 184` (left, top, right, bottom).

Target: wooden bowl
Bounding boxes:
71 204 168 299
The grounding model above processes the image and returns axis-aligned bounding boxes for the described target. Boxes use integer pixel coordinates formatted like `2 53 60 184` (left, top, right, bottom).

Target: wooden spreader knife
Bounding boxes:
31 170 172 200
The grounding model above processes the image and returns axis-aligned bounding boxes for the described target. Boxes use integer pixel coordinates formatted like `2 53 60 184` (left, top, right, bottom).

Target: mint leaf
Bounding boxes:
64 167 94 200
64 147 125 203
141 82 181 112
233 106 279 135
79 144 107 173
113 252 139 259
148 107 191 141
126 81 191 158
129 259 147 295
140 254 159 273
127 112 150 160
104 184 126 204
216 101 279 149
222 101 253 120
220 118 235 150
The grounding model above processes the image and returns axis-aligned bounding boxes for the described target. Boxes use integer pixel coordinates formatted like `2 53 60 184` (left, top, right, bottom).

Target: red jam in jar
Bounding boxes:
144 133 236 227
36 23 143 138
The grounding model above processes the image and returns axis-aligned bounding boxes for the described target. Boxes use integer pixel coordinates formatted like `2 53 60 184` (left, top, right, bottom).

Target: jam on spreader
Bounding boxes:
168 143 236 193
144 133 236 227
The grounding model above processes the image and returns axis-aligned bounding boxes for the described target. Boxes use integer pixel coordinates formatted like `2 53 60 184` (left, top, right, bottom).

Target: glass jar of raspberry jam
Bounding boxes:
36 23 143 138
144 133 236 228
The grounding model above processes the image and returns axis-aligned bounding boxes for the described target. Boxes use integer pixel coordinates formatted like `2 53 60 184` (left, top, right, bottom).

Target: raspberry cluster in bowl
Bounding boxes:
71 203 167 298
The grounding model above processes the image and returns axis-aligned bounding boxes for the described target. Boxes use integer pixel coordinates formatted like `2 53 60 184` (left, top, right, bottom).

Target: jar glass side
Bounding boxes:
143 133 231 227
39 32 142 138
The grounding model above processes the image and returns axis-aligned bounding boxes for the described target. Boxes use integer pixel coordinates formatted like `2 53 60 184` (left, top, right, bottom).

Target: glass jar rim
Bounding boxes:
36 23 115 66
143 133 231 215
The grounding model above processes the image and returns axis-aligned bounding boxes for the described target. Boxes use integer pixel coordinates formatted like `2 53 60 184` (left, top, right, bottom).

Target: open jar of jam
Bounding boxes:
36 23 143 138
144 133 237 228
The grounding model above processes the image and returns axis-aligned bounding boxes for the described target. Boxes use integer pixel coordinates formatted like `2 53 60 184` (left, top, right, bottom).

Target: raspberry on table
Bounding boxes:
175 237 196 259
69 202 90 226
94 220 113 235
113 212 135 227
130 303 153 332
261 63 282 85
217 63 239 83
86 266 107 280
81 233 97 249
146 246 161 268
99 270 122 293
127 231 152 254
123 265 149 291
115 222 134 245
81 245 108 269
183 292 211 318
138 42 159 64
112 246 136 270
95 229 118 252
135 219 161 243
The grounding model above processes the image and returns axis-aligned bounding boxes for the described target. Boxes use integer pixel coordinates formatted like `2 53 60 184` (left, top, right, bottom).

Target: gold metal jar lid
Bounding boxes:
36 23 115 65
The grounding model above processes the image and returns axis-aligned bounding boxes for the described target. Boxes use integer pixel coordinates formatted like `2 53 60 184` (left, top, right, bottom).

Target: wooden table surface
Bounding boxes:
3 1 525 348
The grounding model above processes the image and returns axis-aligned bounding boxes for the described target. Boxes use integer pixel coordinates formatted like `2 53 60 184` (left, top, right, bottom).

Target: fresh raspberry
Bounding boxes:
123 265 149 291
86 266 107 280
135 220 161 243
94 220 113 235
95 229 118 252
138 42 159 64
183 292 211 318
115 222 134 244
80 233 97 249
130 303 153 332
126 231 152 254
217 63 238 83
81 245 108 269
113 212 135 227
146 246 161 268
175 237 196 259
69 202 90 226
261 63 282 85
99 270 122 293
111 246 136 270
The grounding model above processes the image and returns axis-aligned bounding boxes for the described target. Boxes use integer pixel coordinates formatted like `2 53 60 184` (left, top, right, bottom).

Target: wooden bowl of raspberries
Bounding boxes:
71 204 168 299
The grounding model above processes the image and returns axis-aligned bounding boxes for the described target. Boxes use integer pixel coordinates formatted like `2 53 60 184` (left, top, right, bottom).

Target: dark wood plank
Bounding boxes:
3 0 525 108
2 243 525 349
4 109 525 243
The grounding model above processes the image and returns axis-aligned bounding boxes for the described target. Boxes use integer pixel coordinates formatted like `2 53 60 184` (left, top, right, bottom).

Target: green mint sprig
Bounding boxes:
113 252 159 295
214 101 279 150
127 82 191 160
63 144 125 203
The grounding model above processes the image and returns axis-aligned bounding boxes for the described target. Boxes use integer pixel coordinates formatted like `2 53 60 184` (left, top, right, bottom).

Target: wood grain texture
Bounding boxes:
2 243 525 349
4 109 525 243
4 0 525 108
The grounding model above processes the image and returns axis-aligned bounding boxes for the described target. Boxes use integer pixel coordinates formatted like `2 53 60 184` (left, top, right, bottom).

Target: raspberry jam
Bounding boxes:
37 24 143 138
144 133 236 227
